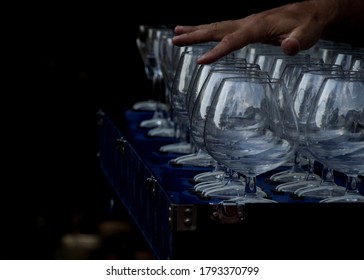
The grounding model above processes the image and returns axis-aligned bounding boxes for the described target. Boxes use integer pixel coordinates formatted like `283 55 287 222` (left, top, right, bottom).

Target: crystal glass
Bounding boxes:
159 44 213 154
147 29 177 137
190 68 270 198
135 26 173 129
274 65 343 192
204 76 298 205
305 76 364 202
173 57 251 167
134 25 170 114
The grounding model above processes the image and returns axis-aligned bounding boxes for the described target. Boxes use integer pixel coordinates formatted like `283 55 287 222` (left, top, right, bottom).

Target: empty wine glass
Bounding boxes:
305 76 364 202
295 71 364 199
182 56 253 184
190 68 270 198
133 26 174 132
134 25 170 113
204 76 298 205
175 59 258 167
147 28 177 137
314 42 352 64
267 61 328 184
332 47 364 71
159 45 213 154
274 65 343 192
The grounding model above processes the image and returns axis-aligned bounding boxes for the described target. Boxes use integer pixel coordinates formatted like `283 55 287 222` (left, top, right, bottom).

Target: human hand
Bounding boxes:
172 1 329 64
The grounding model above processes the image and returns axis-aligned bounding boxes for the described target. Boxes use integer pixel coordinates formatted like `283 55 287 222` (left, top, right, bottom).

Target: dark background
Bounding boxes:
5 1 362 260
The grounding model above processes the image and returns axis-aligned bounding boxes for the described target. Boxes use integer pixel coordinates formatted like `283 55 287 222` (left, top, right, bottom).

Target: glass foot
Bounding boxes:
174 154 215 167
147 126 175 138
139 118 164 128
193 171 225 183
294 185 346 199
320 194 364 203
159 142 193 154
275 180 320 193
133 100 169 111
269 171 308 184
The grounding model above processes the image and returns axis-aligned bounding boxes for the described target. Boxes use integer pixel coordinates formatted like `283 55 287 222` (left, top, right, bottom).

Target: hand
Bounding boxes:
172 1 333 64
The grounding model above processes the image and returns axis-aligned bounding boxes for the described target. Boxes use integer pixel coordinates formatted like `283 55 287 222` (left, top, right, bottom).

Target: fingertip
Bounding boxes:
281 37 300 56
197 54 215 65
174 25 185 34
196 53 209 64
171 34 184 46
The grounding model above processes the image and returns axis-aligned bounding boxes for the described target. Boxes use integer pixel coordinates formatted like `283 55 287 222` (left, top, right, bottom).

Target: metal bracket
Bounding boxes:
116 137 127 156
210 202 246 224
168 204 197 231
145 176 157 198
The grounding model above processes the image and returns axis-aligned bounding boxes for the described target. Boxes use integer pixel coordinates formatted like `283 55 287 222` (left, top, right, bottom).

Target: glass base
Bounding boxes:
269 171 308 184
203 185 267 200
235 196 277 205
275 179 320 193
147 126 175 138
294 185 346 199
194 180 225 193
139 118 164 128
173 153 215 167
159 142 193 154
192 170 225 183
320 194 364 203
133 100 169 111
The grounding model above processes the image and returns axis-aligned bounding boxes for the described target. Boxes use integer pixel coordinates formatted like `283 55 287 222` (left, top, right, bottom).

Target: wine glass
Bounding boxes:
147 28 177 137
174 59 257 167
138 27 175 130
314 42 352 64
295 71 364 199
190 68 271 198
305 76 364 202
332 47 364 71
159 43 215 155
204 76 298 205
275 66 345 194
267 61 330 185
134 25 170 113
185 62 259 179
351 58 364 72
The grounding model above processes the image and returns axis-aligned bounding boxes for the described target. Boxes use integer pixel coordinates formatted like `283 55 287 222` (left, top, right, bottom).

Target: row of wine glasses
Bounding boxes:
274 64 345 196
134 25 173 133
136 26 364 205
189 65 271 198
305 75 364 202
195 43 362 203
203 75 298 204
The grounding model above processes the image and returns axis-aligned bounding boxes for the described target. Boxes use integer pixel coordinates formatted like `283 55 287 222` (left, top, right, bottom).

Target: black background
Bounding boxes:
5 1 362 259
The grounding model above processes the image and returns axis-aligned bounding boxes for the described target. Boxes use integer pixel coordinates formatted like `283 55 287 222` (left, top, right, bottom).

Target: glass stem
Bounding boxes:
304 158 317 181
244 175 258 198
292 151 305 173
151 73 164 119
345 175 360 195
320 166 336 186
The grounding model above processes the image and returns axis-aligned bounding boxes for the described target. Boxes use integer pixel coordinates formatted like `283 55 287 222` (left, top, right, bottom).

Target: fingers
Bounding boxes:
282 23 323 55
196 42 234 64
172 29 209 46
196 30 256 64
173 20 261 64
172 23 224 46
172 1 329 63
281 37 300 56
174 25 196 35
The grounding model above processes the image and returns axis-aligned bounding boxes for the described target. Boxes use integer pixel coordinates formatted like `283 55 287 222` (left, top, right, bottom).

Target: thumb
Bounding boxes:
281 26 322 56
281 36 301 56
